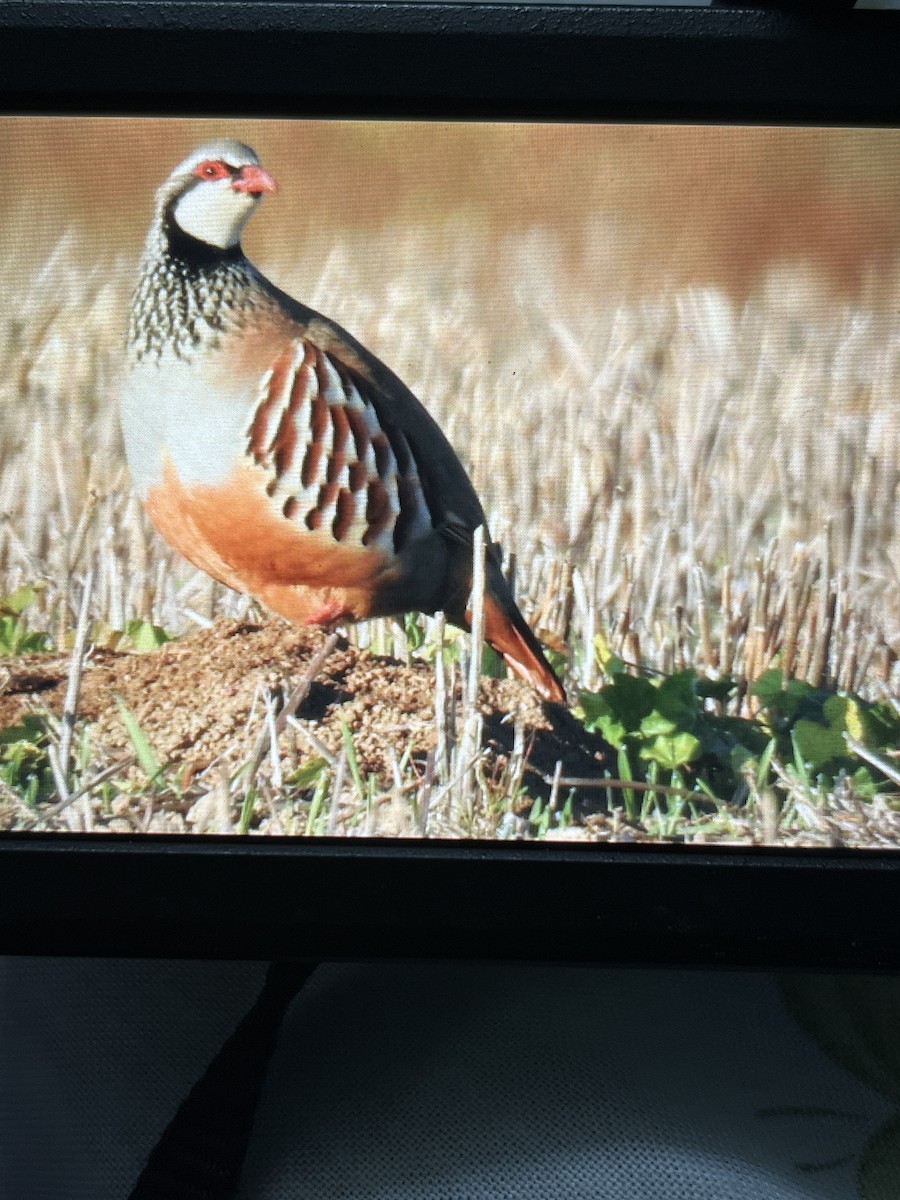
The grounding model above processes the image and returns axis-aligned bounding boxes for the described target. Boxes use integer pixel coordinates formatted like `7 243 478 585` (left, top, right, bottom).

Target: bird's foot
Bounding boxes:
304 598 353 631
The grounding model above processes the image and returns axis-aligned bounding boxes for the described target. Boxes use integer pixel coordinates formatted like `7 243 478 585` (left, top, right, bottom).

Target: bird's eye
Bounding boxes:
195 160 230 181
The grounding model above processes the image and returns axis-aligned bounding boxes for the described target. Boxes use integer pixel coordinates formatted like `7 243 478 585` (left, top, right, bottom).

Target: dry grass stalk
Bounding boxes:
844 734 900 790
244 631 340 790
57 568 94 789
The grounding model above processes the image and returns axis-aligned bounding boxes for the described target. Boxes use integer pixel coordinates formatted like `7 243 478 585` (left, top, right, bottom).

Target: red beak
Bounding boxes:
232 164 278 196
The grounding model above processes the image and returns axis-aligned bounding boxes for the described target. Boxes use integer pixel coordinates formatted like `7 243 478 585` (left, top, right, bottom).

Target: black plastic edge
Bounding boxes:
2 834 899 968
0 5 897 123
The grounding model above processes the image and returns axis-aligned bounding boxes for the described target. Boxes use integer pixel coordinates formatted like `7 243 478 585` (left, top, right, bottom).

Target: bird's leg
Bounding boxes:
303 597 354 631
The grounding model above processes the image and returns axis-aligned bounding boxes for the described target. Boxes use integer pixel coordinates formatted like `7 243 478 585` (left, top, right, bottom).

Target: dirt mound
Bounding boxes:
0 619 610 835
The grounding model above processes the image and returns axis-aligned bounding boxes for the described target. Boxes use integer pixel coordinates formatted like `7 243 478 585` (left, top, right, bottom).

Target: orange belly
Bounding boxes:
145 457 396 625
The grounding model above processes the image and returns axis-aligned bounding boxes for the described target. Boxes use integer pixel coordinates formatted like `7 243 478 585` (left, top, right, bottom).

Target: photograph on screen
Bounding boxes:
1 116 899 846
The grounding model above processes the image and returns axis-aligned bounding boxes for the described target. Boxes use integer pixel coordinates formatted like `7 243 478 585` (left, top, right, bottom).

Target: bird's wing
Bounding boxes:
255 273 490 531
243 335 458 568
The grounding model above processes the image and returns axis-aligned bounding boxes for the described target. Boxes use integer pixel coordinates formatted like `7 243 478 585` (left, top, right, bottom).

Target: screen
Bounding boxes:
2 116 899 849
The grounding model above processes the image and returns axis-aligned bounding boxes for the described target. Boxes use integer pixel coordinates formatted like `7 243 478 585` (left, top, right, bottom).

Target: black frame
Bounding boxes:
4 834 900 969
2 2 900 969
0 3 898 123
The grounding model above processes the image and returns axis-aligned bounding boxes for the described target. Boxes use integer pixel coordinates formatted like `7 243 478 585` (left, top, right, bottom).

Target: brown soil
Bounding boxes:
0 619 611 835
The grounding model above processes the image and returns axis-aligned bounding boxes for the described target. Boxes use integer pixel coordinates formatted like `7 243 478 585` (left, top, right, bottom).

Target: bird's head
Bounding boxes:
157 140 278 252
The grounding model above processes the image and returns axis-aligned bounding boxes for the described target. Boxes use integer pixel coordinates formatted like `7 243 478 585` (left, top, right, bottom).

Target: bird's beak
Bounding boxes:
232 165 278 196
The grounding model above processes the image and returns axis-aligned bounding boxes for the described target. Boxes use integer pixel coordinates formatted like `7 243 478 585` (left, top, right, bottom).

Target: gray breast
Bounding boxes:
119 348 257 498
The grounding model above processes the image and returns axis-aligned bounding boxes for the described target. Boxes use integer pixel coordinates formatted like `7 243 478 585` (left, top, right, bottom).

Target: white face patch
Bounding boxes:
172 176 260 249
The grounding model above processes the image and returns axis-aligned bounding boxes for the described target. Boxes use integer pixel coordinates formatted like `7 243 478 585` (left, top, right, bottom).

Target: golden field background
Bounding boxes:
8 117 900 299
3 116 900 697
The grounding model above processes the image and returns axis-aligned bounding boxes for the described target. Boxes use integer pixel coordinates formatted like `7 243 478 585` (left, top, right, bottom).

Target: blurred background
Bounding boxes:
6 117 900 305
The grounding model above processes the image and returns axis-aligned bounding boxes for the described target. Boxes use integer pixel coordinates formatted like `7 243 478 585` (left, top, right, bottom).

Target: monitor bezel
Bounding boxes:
2 2 900 968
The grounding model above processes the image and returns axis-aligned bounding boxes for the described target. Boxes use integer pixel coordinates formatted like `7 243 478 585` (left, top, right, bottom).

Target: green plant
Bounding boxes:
752 669 900 799
578 661 900 819
0 714 54 804
115 697 165 787
0 586 51 655
92 619 174 653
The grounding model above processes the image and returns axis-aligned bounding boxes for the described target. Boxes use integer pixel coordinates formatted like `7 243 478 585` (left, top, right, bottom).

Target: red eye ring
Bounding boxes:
194 159 231 182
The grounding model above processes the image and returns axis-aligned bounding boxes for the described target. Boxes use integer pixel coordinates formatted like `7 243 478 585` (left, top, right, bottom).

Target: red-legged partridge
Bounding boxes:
121 139 565 704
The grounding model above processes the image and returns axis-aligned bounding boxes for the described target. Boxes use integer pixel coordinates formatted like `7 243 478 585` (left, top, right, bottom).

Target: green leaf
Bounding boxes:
792 718 847 770
850 766 880 800
789 695 873 774
790 731 813 788
639 709 679 739
654 670 701 726
639 732 701 770
751 668 785 706
822 694 866 743
289 756 330 790
403 612 426 651
753 670 823 723
593 630 626 675
0 614 50 655
305 770 331 836
0 583 43 616
695 674 738 702
580 691 626 747
0 715 53 801
756 736 778 791
0 586 52 655
238 788 258 836
606 674 658 723
481 644 507 680
90 621 125 651
616 744 637 819
698 713 770 764
867 702 900 749
339 720 366 802
528 795 545 827
125 619 173 652
23 631 51 653
542 645 569 678
115 697 162 782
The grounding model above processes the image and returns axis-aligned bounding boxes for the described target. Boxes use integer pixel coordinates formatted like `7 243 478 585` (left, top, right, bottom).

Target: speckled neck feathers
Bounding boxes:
127 220 275 363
